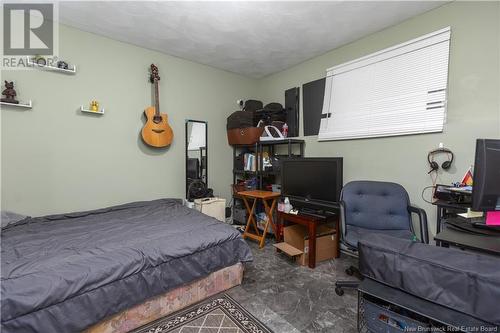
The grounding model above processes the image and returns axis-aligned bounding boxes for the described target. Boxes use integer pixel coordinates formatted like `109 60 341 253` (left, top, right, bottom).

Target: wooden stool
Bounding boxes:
237 190 280 249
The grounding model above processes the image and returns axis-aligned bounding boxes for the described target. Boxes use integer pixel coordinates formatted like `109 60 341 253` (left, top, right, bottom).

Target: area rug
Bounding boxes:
131 294 273 333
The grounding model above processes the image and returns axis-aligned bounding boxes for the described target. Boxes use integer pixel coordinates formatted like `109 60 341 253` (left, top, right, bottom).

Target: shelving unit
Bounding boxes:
1 101 32 109
231 138 305 225
80 106 104 115
27 57 77 74
232 139 305 193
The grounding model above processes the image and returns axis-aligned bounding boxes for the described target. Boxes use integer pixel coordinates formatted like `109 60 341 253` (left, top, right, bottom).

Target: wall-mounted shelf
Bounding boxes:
1 101 32 109
80 106 104 115
27 57 77 74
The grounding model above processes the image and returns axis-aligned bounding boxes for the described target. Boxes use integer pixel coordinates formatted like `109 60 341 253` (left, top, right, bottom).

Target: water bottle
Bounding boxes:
284 197 292 213
282 123 288 138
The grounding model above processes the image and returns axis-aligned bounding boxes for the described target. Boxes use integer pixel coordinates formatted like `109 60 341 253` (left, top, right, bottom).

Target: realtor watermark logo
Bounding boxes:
4 3 53 55
2 2 58 69
405 326 498 332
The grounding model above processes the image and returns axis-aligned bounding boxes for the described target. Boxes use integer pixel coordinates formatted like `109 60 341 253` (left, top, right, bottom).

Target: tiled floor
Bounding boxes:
226 240 359 333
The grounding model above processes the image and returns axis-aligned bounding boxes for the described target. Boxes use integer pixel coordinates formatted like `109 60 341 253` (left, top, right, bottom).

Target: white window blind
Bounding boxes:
319 27 451 141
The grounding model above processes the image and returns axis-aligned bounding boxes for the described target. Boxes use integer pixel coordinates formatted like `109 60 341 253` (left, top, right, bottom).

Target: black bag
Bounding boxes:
359 234 500 325
263 102 284 113
243 100 263 112
254 103 286 125
187 179 213 200
227 111 254 130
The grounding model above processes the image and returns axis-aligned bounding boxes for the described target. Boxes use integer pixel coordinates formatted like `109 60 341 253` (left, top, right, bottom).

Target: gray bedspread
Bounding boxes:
1 199 252 333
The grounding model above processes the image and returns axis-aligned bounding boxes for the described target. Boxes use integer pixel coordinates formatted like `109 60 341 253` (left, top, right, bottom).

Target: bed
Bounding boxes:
1 199 253 333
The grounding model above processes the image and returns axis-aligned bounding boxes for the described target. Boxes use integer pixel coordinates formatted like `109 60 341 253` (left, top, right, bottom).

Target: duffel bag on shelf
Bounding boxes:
253 102 286 125
227 110 254 130
227 127 264 145
243 100 263 112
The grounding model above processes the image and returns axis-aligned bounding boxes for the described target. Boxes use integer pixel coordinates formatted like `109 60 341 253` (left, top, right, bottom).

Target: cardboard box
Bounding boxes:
283 224 338 266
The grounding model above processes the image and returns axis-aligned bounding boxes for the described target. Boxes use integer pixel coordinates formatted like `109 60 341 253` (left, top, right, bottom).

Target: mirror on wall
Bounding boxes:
185 120 208 200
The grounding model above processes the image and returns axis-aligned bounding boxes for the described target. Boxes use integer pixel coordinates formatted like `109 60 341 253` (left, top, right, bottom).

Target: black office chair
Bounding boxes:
335 181 429 296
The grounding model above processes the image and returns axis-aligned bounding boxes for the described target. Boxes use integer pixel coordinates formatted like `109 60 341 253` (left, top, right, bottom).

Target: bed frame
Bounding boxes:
85 263 244 333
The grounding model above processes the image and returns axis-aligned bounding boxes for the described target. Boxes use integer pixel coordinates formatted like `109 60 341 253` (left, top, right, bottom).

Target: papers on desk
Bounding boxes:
448 186 472 194
457 209 483 219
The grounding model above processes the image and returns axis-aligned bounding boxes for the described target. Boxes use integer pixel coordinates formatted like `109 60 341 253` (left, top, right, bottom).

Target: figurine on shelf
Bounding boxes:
57 61 69 69
90 100 99 112
1 81 19 104
34 55 46 66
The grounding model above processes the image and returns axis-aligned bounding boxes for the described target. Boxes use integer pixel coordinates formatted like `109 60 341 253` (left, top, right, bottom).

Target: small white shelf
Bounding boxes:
1 100 32 109
80 106 104 115
27 57 76 74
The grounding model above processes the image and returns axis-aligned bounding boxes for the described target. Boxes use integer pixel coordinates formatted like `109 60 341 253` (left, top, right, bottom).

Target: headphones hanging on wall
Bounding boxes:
427 148 454 174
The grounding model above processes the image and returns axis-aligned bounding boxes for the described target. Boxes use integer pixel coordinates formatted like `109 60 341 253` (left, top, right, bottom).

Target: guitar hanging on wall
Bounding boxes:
141 64 174 148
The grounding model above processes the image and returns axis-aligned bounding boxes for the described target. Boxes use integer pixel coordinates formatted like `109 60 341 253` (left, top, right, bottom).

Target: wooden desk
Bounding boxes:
238 190 280 249
276 211 339 268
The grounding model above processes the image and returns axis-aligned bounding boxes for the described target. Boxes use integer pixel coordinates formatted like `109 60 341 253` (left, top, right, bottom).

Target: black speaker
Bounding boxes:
303 78 325 136
285 87 299 137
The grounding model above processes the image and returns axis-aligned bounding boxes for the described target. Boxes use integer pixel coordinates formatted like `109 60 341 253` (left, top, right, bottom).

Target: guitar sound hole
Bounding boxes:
153 116 162 123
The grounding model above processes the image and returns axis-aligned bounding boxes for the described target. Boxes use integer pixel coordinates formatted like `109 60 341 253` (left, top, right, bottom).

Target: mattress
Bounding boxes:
358 234 500 325
1 199 253 333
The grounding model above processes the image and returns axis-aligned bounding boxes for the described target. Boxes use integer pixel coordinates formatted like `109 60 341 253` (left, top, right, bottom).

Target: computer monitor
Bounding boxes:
472 139 500 212
281 157 343 212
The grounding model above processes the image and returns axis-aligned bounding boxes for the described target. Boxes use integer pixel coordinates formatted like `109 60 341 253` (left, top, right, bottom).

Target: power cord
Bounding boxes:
424 160 439 204
421 185 436 204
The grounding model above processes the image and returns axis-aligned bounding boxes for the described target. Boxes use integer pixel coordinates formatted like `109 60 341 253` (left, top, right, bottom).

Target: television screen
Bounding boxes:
281 158 343 209
472 139 500 211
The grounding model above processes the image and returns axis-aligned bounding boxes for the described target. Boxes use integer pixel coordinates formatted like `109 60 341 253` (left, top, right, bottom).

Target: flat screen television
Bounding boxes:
281 157 343 212
472 139 500 211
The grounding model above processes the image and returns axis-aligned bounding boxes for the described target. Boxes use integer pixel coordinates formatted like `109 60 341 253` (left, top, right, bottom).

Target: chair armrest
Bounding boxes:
339 200 347 242
408 205 429 244
339 200 359 255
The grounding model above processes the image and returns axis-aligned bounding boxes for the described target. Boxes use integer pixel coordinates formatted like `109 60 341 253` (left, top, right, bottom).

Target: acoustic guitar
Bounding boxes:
141 64 173 148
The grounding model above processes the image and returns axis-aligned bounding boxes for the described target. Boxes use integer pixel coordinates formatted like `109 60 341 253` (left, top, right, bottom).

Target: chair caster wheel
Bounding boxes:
335 287 344 296
346 267 354 276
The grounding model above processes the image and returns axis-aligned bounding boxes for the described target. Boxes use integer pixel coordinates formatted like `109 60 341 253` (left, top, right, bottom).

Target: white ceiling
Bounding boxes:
59 1 447 78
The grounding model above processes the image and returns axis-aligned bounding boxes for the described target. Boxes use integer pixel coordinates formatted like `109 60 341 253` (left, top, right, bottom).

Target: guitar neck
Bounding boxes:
154 80 160 115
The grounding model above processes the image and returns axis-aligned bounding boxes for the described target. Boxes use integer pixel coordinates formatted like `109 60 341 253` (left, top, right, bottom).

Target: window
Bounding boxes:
318 27 451 141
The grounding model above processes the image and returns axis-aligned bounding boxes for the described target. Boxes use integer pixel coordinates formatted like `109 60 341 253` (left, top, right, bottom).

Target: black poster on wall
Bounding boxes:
284 87 300 137
302 78 326 136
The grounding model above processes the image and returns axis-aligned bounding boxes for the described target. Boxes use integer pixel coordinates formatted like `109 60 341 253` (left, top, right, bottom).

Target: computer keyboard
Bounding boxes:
446 218 500 236
472 221 500 231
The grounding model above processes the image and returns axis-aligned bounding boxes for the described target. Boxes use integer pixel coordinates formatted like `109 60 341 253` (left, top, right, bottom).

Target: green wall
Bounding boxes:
2 2 499 237
1 24 258 216
257 1 500 235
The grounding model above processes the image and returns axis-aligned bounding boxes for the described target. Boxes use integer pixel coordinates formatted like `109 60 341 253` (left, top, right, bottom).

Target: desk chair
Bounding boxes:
334 181 429 296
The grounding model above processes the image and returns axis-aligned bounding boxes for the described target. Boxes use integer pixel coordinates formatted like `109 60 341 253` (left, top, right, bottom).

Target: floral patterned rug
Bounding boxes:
131 294 273 333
